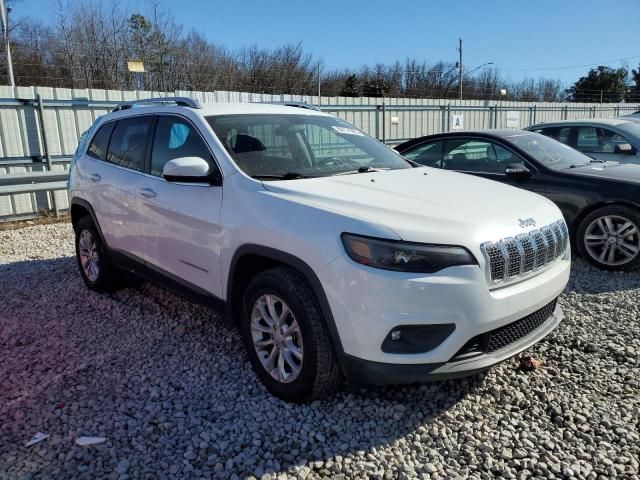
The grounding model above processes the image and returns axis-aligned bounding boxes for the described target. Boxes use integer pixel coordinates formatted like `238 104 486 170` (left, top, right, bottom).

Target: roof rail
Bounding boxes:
112 96 202 112
255 101 321 112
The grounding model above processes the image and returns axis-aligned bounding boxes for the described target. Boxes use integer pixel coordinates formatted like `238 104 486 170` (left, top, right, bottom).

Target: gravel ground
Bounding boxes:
0 223 638 480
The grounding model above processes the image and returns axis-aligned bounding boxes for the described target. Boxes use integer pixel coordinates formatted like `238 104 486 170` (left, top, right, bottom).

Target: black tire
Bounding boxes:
576 205 640 271
74 215 124 291
240 266 342 402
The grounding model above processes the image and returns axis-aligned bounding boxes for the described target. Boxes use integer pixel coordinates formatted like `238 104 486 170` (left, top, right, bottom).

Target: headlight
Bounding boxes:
341 233 477 273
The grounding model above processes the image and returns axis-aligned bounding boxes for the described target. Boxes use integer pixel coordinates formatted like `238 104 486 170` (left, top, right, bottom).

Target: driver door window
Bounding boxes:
600 128 632 153
151 117 215 177
577 126 632 154
442 140 517 174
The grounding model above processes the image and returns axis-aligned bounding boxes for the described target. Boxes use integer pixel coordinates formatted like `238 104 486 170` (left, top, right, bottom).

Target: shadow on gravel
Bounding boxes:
0 256 485 479
564 257 640 295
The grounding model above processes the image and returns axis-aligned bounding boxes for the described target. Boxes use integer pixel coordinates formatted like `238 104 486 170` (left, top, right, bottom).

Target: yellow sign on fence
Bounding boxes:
127 61 145 73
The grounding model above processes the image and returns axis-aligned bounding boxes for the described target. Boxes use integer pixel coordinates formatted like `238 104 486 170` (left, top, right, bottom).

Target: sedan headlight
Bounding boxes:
341 233 477 273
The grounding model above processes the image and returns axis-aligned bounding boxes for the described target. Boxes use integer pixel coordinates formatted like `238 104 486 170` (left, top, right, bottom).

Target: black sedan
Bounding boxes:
395 130 640 271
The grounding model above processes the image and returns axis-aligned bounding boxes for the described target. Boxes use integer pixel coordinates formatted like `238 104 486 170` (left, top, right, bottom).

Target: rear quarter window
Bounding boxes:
86 122 115 161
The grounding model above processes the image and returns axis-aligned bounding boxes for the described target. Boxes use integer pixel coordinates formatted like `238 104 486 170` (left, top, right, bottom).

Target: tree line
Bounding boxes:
1 1 639 103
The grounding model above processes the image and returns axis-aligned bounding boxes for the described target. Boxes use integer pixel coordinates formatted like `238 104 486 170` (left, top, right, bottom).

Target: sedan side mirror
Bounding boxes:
505 162 531 176
163 157 219 184
614 143 637 155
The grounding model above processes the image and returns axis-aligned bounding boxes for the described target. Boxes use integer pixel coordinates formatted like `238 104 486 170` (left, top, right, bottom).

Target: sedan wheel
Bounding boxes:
583 214 640 267
250 294 304 383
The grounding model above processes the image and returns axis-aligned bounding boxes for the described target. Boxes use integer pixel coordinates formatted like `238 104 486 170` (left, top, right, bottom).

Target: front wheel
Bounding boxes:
576 205 640 270
74 215 124 291
240 267 342 402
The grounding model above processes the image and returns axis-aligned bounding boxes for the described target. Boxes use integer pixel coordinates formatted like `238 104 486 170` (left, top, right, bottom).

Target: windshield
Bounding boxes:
618 121 640 138
206 114 411 179
506 132 593 170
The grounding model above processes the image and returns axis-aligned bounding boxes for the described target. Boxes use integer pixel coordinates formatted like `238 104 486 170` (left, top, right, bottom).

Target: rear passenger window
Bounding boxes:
151 117 213 177
536 127 570 145
86 122 115 161
576 127 599 151
442 140 509 174
556 127 571 145
106 117 153 172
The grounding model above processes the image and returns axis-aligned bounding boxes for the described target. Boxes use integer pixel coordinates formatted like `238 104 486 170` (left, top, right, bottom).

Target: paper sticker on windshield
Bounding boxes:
332 126 364 136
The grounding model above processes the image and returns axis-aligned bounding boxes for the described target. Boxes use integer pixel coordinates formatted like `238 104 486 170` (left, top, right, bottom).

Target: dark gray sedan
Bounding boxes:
525 118 640 163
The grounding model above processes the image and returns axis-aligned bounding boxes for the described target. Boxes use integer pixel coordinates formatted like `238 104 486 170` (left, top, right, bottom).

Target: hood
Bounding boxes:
564 162 640 183
262 168 563 248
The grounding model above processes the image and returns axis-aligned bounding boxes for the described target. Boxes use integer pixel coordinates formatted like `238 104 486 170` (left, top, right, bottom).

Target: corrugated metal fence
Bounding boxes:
0 85 638 220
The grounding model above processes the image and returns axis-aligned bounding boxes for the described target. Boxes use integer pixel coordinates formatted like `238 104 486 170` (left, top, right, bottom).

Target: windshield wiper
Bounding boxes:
331 166 384 176
251 172 309 180
567 163 590 169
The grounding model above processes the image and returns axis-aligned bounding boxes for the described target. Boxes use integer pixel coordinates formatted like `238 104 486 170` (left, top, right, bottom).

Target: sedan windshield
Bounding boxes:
206 114 411 179
506 132 594 170
618 121 640 138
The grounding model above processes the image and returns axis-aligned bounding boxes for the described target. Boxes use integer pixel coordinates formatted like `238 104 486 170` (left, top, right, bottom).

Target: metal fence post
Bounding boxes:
375 105 381 141
35 93 57 216
381 99 386 143
563 106 568 120
532 104 537 125
35 94 51 170
493 105 498 129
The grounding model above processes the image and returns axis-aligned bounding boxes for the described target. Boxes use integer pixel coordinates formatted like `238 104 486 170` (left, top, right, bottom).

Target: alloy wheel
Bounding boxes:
584 215 640 266
250 294 304 383
78 230 100 282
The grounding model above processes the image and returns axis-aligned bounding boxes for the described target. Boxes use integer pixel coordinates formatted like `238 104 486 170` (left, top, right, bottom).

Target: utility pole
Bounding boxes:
317 62 321 107
458 38 463 101
0 0 14 87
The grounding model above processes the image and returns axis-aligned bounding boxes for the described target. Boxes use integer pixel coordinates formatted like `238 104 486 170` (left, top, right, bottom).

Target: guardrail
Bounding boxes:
0 169 69 220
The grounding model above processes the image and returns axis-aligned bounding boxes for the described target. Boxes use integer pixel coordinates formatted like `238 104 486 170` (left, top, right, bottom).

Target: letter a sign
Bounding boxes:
451 114 464 131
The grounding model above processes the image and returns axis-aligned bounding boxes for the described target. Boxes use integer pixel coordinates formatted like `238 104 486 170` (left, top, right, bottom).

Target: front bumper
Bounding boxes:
340 302 563 385
317 252 570 379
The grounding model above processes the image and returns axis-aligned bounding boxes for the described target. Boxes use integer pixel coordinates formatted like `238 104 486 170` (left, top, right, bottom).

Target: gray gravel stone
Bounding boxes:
0 223 638 479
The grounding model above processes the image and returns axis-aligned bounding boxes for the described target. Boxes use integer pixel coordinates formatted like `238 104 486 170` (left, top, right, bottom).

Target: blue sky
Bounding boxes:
13 0 640 85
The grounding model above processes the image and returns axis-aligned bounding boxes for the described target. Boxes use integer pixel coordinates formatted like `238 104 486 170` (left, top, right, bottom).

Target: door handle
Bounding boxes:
89 173 101 182
138 187 157 199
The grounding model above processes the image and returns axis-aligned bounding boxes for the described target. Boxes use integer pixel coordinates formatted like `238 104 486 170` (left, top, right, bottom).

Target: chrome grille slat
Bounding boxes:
532 230 546 269
481 220 568 285
516 234 535 273
552 222 567 258
504 239 520 278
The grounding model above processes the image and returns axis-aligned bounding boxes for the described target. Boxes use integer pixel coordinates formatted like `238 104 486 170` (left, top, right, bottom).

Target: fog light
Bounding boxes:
381 324 456 354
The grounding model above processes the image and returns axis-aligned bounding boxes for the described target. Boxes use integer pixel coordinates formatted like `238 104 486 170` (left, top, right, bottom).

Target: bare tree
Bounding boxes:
4 0 571 102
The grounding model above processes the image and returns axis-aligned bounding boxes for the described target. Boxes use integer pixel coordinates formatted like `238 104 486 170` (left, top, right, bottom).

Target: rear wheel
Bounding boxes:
576 205 640 270
240 267 342 402
74 215 124 291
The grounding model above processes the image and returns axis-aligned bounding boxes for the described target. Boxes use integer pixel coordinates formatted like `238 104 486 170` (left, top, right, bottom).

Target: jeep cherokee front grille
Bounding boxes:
481 220 568 285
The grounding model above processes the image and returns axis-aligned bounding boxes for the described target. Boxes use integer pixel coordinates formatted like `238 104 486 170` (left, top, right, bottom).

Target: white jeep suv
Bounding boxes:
69 97 570 402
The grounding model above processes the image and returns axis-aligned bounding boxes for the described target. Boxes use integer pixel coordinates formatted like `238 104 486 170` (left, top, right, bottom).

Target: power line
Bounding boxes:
500 55 640 73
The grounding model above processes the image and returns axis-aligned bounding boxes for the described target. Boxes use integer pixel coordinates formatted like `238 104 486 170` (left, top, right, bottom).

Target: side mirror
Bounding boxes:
505 162 531 176
614 143 636 155
162 157 219 184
